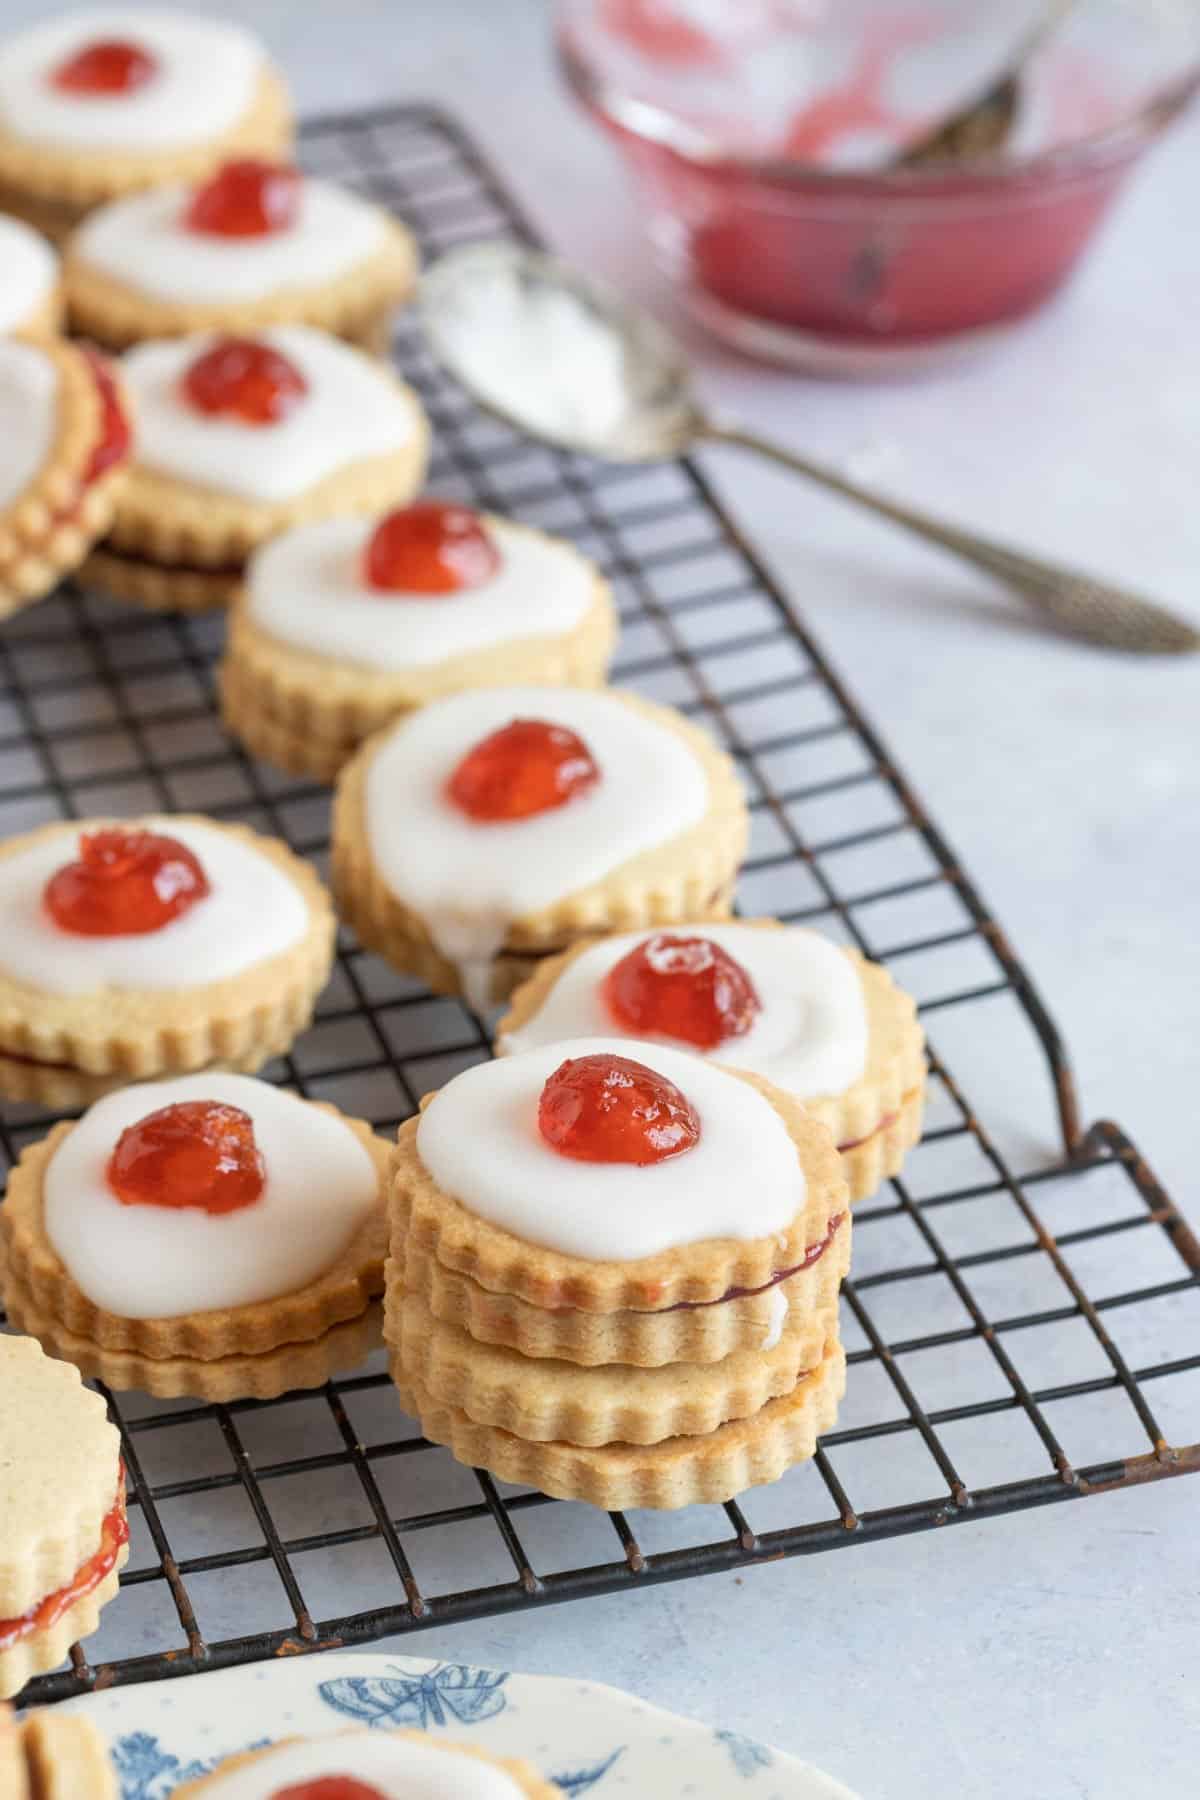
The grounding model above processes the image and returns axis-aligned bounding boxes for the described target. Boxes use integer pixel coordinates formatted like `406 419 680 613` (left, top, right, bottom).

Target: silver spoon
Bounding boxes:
419 243 1197 656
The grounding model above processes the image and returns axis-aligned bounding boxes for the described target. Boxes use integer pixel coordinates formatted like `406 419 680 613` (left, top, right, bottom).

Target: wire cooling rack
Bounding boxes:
4 103 1198 1707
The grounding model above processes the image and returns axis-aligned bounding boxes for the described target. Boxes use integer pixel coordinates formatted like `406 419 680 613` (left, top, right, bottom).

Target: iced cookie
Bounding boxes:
387 1040 849 1507
220 502 618 779
1 1073 390 1401
0 816 334 1107
83 324 429 611
499 920 925 1201
332 685 748 1010
65 157 418 352
0 10 291 241
174 1729 562 1798
0 1336 128 1700
0 214 61 336
0 335 131 619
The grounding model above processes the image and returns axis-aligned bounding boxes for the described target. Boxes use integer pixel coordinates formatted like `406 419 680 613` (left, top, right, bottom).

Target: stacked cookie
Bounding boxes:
385 1040 850 1509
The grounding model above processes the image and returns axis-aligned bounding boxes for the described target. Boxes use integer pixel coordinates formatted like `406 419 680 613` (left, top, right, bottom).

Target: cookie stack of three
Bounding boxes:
384 1040 850 1510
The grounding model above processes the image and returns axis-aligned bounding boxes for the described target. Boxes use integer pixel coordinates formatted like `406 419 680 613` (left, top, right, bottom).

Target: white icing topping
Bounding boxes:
246 514 595 672
362 688 711 1009
500 923 868 1099
417 1037 804 1262
121 325 423 502
0 10 264 151
43 1073 379 1318
73 177 387 303
0 214 57 331
194 1733 527 1800
0 338 56 510
760 1283 788 1350
0 817 308 995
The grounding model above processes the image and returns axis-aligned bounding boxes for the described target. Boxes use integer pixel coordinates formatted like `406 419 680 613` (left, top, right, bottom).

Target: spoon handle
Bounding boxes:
701 422 1198 655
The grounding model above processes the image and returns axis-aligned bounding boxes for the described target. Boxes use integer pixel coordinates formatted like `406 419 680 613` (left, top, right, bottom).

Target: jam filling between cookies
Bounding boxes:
44 827 210 937
539 1051 701 1166
107 1099 266 1215
182 336 309 426
365 500 501 595
657 1210 847 1313
604 932 762 1050
0 1471 127 1654
50 38 158 95
447 717 600 822
185 159 302 237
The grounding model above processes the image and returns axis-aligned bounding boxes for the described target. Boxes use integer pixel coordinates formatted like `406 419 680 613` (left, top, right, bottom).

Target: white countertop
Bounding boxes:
6 2 1197 1793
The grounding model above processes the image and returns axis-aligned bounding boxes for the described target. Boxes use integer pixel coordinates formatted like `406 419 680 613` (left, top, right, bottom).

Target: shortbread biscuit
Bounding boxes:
219 513 618 779
174 1730 562 1798
333 686 749 1009
396 1341 846 1510
19 1712 117 1800
0 1336 127 1700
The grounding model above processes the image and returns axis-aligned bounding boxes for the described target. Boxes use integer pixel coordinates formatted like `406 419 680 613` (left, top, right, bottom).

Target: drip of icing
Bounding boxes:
0 10 264 150
121 325 423 503
0 216 56 331
760 1283 788 1350
0 339 57 511
362 687 710 1004
74 177 387 303
245 515 595 673
0 817 307 994
500 922 868 1099
194 1733 528 1800
416 1037 804 1262
43 1072 379 1318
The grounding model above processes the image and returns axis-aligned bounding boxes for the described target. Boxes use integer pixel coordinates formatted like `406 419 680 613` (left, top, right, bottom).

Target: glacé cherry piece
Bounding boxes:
446 718 599 822
44 828 210 937
364 500 500 595
50 38 158 94
80 348 131 484
538 1052 701 1165
107 1100 265 1215
269 1780 389 1800
182 336 308 425
604 933 761 1050
185 159 302 237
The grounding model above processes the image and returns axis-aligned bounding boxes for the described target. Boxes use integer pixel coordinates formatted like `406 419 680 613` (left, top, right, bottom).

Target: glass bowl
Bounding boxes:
556 0 1200 373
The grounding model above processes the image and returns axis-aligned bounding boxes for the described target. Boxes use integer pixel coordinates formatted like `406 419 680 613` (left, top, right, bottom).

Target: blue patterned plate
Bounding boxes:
57 1652 860 1798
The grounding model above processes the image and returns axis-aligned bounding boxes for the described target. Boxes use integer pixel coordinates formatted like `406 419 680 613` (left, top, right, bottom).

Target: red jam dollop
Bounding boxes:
364 500 500 595
604 932 761 1050
107 1100 266 1215
182 336 309 425
185 159 303 237
80 347 132 484
538 1052 701 1165
270 1780 390 1800
446 718 599 822
50 38 158 94
0 1474 128 1653
44 828 210 937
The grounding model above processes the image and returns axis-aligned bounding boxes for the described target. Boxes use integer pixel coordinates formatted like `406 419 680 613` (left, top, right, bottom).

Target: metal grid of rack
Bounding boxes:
3 103 1197 1708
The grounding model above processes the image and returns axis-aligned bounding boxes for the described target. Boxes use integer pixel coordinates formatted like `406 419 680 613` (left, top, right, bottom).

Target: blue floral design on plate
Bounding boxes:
319 1660 510 1730
716 1727 775 1777
112 1730 269 1800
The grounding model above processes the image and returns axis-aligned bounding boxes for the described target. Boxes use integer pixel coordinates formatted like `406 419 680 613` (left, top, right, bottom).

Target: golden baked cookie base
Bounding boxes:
389 1245 845 1446
395 1341 846 1510
0 1560 125 1704
0 467 127 621
0 67 292 218
219 535 619 776
65 215 419 351
18 1713 117 1800
2 1107 390 1358
78 545 241 613
839 1081 926 1202
0 1336 122 1619
173 1730 562 1800
332 688 749 1004
4 1286 384 1402
391 1075 847 1312
13 283 64 339
394 1212 849 1368
0 817 334 1075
